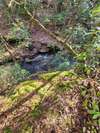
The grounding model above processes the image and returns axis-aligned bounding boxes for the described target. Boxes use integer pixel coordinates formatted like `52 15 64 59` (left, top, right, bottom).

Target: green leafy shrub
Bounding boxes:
0 63 30 92
50 11 66 24
4 127 12 133
10 63 30 82
72 25 92 45
9 20 30 41
50 52 73 70
11 0 40 16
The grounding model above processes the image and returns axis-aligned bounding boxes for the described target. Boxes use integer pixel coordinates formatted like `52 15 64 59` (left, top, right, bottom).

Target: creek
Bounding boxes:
21 52 75 73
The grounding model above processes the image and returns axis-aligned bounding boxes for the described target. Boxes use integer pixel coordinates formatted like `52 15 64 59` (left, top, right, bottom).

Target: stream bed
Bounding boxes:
0 52 75 95
21 52 75 73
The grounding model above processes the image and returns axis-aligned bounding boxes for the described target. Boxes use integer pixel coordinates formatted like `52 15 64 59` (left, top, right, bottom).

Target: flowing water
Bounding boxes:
21 52 75 73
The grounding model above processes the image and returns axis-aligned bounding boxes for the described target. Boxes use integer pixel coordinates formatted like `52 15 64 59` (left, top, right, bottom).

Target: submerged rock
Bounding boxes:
21 52 75 73
21 54 54 73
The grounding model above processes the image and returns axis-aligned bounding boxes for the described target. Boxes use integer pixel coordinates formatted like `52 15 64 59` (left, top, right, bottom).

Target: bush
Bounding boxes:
0 63 30 92
50 52 74 70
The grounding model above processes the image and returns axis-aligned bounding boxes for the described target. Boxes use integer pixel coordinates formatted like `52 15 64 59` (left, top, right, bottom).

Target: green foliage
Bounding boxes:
9 20 30 41
0 0 99 132
72 25 91 45
21 124 33 133
0 44 6 55
11 0 40 18
50 11 66 24
0 63 30 91
91 4 100 17
10 63 30 82
78 0 92 20
31 105 42 118
89 107 100 119
4 127 12 133
24 0 40 11
58 62 70 70
77 52 88 61
50 52 72 70
81 81 100 130
76 45 99 75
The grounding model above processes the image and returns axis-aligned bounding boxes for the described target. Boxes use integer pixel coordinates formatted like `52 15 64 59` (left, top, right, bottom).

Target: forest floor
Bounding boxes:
0 8 100 133
0 70 99 133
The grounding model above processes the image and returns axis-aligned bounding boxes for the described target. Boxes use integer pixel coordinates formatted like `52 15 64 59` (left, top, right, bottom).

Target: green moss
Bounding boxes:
0 63 29 92
39 70 76 80
0 96 12 112
1 70 79 120
39 71 60 80
31 105 42 118
3 127 12 133
10 80 43 102
21 123 33 133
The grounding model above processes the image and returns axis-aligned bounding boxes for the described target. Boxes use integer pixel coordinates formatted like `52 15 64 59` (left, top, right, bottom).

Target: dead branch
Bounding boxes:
24 7 77 56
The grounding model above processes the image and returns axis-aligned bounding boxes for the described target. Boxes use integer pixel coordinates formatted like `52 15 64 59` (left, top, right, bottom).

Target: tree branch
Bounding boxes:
24 7 77 56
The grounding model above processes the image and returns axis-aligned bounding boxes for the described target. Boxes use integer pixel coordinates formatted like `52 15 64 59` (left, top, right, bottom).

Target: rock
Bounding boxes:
39 46 49 53
31 27 56 44
21 54 53 73
31 42 42 50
